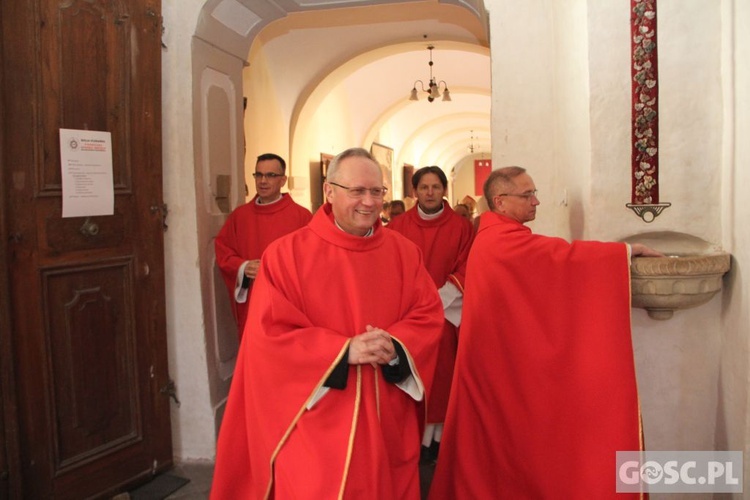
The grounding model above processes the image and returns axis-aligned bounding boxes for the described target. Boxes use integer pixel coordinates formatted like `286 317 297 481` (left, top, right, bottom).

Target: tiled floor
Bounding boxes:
162 459 437 499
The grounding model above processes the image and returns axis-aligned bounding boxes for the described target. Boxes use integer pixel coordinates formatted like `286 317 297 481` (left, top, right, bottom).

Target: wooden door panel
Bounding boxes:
42 210 128 254
43 259 140 469
40 0 131 192
1 0 169 497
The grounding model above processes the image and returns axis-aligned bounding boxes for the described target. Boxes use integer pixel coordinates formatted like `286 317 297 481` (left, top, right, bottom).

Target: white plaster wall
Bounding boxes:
290 75 361 208
656 0 723 244
719 0 750 493
487 0 555 236
452 155 481 207
632 303 721 453
486 2 733 492
307 88 359 162
373 122 401 198
588 1 723 243
162 0 216 460
586 2 724 467
587 0 640 241
552 0 591 242
244 46 292 202
596 4 729 475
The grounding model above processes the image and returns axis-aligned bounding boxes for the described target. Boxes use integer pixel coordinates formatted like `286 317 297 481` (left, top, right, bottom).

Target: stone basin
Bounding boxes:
621 232 731 320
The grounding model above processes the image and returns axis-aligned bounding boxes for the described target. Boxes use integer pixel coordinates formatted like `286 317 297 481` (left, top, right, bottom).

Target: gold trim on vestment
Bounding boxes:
338 365 362 500
627 255 646 500
448 274 464 294
391 334 425 398
263 340 352 500
374 366 381 421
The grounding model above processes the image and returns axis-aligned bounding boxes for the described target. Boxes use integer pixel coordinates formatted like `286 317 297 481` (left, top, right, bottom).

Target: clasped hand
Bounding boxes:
244 259 261 279
348 325 396 367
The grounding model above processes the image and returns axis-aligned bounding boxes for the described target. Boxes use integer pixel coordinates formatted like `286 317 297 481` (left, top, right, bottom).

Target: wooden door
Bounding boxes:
0 1 172 498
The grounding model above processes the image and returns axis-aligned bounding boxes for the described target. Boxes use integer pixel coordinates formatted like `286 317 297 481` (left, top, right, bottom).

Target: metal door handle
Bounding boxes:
79 218 99 237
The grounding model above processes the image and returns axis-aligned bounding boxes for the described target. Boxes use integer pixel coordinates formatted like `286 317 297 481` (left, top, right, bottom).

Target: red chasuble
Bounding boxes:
430 212 644 499
211 204 443 500
387 201 474 422
214 193 311 338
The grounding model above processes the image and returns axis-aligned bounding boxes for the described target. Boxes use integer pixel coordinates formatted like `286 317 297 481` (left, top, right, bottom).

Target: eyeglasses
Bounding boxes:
329 182 388 199
252 172 284 179
498 190 538 200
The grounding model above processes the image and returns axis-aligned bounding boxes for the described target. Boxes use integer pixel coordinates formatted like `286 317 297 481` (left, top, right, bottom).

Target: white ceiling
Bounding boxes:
213 0 492 173
351 45 492 169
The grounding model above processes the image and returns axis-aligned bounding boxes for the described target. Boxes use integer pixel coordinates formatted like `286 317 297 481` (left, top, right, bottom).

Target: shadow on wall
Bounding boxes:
568 195 585 241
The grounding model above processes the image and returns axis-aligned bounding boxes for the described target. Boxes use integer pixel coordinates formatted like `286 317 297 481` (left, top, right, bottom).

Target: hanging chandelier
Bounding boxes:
409 45 451 103
468 130 477 153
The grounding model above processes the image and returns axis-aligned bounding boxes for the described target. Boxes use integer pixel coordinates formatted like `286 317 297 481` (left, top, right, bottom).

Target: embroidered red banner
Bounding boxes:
474 159 492 196
631 0 659 204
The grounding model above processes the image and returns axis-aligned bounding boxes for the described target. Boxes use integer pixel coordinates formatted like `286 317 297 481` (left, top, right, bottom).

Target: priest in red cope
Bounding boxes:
214 153 312 339
429 167 662 499
387 166 474 462
211 148 444 499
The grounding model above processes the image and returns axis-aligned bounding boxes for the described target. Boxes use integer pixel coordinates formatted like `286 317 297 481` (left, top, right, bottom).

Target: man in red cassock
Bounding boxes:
429 167 661 499
211 147 444 499
387 166 474 463
214 153 311 339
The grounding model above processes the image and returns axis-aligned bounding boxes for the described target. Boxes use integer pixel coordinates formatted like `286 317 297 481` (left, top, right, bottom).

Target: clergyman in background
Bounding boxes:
214 153 312 339
387 165 474 464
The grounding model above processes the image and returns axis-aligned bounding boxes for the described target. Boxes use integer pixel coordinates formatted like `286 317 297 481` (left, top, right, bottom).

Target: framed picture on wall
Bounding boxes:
317 153 334 210
402 164 414 198
370 142 393 202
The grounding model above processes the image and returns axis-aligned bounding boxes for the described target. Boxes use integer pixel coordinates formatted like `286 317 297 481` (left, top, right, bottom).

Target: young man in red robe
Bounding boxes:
211 148 444 499
387 166 474 463
429 167 661 499
214 153 312 339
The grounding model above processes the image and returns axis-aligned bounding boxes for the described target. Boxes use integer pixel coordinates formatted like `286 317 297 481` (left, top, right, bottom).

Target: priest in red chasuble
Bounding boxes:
214 153 312 339
429 167 661 499
387 166 474 462
211 148 443 499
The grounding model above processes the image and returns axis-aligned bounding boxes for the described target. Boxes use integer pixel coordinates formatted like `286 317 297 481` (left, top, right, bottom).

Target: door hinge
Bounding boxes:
160 378 180 407
150 203 169 232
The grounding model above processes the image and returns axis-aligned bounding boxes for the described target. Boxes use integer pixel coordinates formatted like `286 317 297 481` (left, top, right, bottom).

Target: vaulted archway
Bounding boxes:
189 0 491 446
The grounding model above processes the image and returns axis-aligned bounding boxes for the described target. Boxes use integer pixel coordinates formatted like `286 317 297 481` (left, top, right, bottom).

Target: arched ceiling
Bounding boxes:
343 44 491 170
202 0 491 177
303 40 491 173
199 0 488 58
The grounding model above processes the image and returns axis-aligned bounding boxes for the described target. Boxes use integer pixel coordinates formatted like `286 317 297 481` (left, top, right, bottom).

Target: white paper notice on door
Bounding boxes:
60 128 115 218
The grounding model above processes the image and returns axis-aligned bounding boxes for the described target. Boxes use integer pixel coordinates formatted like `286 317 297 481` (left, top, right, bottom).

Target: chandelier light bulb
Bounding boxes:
409 45 451 103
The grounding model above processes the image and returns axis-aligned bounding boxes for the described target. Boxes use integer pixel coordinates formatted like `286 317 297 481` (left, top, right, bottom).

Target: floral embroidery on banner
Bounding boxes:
631 0 659 204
